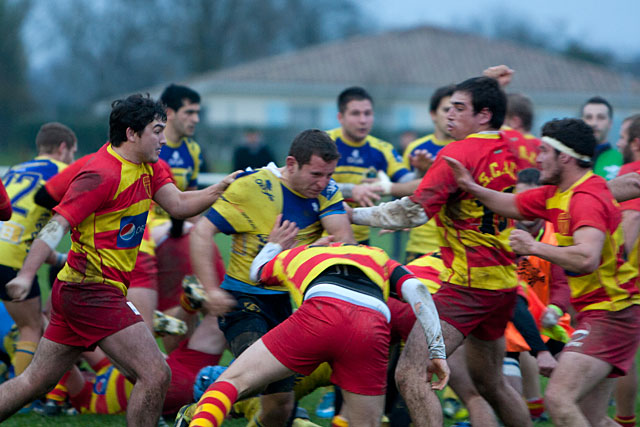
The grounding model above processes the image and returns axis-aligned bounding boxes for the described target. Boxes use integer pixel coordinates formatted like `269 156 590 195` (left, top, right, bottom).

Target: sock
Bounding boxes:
68 380 94 413
46 371 71 402
331 415 348 427
190 381 238 427
180 291 199 314
614 415 637 427
527 397 544 419
12 341 38 375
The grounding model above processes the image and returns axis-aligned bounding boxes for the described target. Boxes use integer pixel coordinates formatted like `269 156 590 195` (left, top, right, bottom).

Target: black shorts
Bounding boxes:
218 290 294 394
0 264 41 301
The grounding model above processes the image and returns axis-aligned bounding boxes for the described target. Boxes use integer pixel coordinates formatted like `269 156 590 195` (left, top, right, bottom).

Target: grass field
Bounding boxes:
4 231 639 425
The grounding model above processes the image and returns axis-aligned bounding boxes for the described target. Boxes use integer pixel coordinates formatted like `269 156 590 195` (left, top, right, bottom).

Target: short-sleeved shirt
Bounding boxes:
403 133 452 255
54 143 173 295
0 157 67 268
515 171 639 312
205 167 345 293
410 132 518 291
259 243 413 307
501 127 541 171
327 128 411 242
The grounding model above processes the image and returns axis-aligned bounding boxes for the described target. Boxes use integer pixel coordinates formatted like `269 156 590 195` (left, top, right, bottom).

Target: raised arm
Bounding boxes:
154 171 240 219
444 156 524 220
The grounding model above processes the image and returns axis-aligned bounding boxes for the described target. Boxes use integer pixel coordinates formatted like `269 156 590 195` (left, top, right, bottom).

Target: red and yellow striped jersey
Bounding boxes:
516 171 640 312
259 243 411 307
501 127 541 171
54 143 173 295
410 132 518 291
405 251 444 294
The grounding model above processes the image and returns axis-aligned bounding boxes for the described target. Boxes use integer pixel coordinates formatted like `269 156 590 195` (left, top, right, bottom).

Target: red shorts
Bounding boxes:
387 298 416 344
44 280 143 350
128 252 158 291
163 340 221 414
563 305 640 377
262 297 390 396
433 283 517 341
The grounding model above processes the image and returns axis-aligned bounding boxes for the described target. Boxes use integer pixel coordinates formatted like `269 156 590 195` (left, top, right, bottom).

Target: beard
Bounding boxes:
539 166 561 185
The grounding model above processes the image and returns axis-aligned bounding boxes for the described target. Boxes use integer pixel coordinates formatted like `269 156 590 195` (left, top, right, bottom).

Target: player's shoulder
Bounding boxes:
367 134 394 150
406 134 435 153
326 128 342 141
320 178 341 200
182 137 202 152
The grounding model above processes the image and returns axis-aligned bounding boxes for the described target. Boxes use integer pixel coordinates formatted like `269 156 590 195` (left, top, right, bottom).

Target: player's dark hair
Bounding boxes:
36 122 77 154
541 118 595 168
517 168 540 186
581 96 613 119
289 129 340 166
430 85 455 113
507 93 534 132
337 87 373 114
160 84 201 112
455 76 507 130
625 114 640 145
109 94 166 147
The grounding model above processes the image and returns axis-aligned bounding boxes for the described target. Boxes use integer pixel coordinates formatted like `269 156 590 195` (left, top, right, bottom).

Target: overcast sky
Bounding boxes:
360 0 640 60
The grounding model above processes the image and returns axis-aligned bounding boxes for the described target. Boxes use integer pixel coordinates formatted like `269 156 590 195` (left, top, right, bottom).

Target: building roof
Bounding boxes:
186 25 640 105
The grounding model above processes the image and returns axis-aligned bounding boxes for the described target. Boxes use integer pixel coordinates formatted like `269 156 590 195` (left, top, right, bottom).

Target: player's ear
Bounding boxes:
285 156 298 172
126 127 137 142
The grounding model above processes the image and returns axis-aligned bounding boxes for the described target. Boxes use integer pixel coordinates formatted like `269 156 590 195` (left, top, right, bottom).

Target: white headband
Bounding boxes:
541 136 592 162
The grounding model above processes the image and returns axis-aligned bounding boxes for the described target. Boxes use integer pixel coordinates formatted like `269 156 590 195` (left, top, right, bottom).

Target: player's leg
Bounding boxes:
98 321 171 427
127 287 158 331
0 337 83 420
395 319 463 427
544 351 613 427
578 376 618 427
613 360 637 427
447 344 498 427
340 391 384 427
189 338 296 427
3 297 43 375
464 335 532 427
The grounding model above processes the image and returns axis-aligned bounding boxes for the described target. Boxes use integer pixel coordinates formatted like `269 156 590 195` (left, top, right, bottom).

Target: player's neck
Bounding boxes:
558 167 590 192
163 125 182 145
433 128 451 142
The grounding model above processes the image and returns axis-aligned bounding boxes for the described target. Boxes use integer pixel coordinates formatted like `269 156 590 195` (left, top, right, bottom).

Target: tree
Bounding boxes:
0 0 32 139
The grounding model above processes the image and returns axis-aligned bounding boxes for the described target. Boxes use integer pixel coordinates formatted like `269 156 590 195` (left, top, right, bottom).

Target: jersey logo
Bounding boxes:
557 212 571 235
93 366 114 395
565 328 589 348
169 151 184 166
323 179 339 198
312 202 319 212
143 175 151 198
117 211 148 249
255 178 274 201
347 149 364 165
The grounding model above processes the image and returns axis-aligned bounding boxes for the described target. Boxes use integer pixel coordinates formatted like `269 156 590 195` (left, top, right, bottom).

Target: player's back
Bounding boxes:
0 157 67 268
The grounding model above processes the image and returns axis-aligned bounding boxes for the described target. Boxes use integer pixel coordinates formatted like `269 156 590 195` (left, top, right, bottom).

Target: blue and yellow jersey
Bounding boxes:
0 156 67 269
402 134 452 255
327 128 410 241
155 137 203 219
205 167 345 293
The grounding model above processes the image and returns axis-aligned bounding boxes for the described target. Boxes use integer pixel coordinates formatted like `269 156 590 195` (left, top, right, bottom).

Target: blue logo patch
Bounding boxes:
116 212 148 249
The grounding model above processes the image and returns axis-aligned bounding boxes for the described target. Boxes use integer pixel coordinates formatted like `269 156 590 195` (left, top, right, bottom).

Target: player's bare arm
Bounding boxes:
608 172 640 202
154 170 241 219
510 226 604 274
320 212 357 243
444 156 524 220
189 217 235 315
7 215 70 301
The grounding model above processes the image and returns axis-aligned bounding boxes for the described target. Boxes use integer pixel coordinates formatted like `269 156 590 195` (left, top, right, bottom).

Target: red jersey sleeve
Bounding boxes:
45 154 94 203
53 168 116 228
617 162 640 212
515 186 554 221
151 159 174 195
568 192 610 234
0 180 12 221
410 148 459 218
